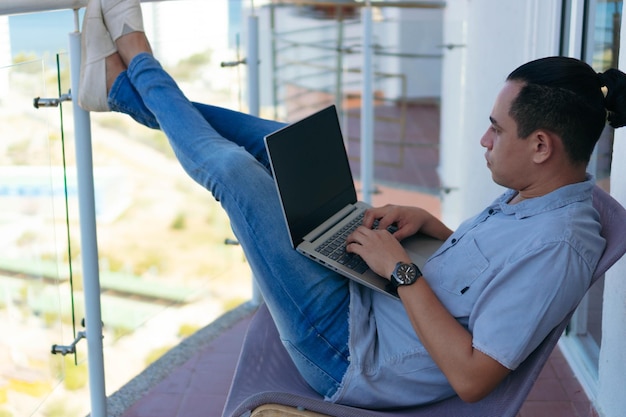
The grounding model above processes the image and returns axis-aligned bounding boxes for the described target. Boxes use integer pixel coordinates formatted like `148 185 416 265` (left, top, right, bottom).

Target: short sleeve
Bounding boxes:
470 242 592 369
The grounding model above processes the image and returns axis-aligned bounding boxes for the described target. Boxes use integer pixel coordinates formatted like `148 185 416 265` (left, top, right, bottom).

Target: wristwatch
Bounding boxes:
390 262 421 290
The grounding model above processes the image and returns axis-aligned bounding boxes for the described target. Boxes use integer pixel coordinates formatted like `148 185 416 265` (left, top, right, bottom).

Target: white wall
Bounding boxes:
439 0 562 228
380 7 443 100
598 138 626 416
441 2 626 416
597 12 626 413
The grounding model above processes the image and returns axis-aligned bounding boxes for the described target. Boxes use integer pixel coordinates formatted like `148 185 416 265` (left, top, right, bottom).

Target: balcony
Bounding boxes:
0 2 604 417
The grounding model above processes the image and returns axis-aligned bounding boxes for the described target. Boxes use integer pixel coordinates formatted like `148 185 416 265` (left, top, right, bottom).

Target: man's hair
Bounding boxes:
506 57 607 165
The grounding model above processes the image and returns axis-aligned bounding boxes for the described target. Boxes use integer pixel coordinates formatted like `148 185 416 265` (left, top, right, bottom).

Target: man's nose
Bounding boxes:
480 129 492 149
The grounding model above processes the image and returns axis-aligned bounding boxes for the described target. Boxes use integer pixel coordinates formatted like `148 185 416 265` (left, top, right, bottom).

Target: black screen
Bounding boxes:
265 105 357 246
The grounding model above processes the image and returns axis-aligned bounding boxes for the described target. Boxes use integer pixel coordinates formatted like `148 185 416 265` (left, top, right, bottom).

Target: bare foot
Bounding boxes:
105 52 126 93
115 31 153 67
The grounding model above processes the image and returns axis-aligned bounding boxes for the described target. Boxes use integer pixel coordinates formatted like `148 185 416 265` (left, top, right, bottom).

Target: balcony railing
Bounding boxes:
1 2 251 416
1 1 445 416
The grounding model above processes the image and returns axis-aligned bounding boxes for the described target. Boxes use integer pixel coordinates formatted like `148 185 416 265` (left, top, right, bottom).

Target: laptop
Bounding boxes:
265 105 441 298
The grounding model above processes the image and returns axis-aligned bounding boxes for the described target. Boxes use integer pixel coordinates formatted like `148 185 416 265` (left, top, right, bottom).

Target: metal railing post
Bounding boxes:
247 5 263 305
335 5 345 127
69 26 107 417
247 12 260 117
360 1 374 204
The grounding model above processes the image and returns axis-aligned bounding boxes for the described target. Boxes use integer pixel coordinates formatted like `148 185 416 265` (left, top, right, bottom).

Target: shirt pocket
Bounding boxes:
435 238 489 296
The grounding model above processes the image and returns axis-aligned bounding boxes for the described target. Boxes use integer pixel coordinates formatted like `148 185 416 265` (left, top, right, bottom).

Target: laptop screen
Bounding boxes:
265 105 358 247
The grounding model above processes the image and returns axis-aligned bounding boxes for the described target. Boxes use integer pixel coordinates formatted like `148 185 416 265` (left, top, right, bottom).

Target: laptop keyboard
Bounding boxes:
315 213 369 273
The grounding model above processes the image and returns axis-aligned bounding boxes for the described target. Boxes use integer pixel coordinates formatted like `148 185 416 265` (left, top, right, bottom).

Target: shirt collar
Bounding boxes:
495 175 596 219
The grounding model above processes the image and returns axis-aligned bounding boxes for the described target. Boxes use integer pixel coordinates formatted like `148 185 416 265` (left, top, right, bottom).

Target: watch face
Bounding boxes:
396 263 417 284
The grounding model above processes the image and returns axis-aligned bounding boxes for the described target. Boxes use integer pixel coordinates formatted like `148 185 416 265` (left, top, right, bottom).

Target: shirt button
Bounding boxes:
451 238 457 244
488 209 495 215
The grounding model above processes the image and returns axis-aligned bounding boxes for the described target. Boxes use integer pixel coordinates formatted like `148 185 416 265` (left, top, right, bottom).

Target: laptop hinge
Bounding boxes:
302 205 357 243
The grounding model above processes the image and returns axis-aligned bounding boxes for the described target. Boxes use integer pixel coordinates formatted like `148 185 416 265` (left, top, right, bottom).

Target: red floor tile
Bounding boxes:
520 401 582 417
118 312 596 417
120 313 252 417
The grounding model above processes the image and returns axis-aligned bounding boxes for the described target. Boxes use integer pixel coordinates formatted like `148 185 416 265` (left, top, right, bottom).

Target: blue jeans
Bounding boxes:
108 53 350 397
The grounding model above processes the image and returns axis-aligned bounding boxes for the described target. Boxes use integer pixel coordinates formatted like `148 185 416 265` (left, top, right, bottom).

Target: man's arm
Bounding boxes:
397 279 511 402
346 220 510 402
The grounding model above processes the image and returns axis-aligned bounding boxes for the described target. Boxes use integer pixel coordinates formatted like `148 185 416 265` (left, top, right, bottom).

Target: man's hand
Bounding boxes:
345 226 410 278
361 205 453 242
347 205 451 278
361 205 425 241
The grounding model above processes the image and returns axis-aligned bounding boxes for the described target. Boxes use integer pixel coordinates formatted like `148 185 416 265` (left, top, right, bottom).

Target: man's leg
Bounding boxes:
126 53 350 396
108 71 284 168
102 34 349 398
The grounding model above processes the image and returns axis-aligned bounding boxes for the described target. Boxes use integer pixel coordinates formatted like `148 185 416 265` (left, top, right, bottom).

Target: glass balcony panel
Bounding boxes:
0 55 72 417
4 3 252 415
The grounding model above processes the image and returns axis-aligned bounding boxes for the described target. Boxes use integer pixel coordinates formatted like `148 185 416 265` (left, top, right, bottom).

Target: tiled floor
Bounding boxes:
119 312 254 417
118 308 597 417
520 348 599 417
344 101 442 194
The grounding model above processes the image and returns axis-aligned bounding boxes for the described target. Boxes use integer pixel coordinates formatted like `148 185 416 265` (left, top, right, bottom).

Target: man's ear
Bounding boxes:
530 130 555 164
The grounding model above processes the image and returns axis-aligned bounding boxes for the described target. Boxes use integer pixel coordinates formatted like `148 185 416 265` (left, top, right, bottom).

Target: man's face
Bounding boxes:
480 81 535 190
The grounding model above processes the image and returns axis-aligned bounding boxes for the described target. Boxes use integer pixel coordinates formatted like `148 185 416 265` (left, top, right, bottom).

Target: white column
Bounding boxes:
597 11 626 415
597 139 626 416
438 0 469 228
440 0 561 227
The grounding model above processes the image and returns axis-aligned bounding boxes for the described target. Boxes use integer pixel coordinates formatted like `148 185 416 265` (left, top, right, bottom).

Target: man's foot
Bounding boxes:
101 0 145 42
78 0 117 112
115 32 153 67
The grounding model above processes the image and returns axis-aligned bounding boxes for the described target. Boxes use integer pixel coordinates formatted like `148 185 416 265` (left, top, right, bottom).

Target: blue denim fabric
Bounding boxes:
108 52 350 397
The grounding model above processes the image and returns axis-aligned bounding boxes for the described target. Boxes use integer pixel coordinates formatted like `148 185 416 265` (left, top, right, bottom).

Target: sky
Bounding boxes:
9 9 83 59
8 1 244 59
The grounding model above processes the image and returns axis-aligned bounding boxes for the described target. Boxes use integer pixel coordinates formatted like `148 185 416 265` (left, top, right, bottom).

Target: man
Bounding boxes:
345 71 606 403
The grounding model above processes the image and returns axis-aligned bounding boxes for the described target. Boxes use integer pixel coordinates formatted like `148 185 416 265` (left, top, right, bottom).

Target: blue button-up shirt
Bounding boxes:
330 177 605 409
